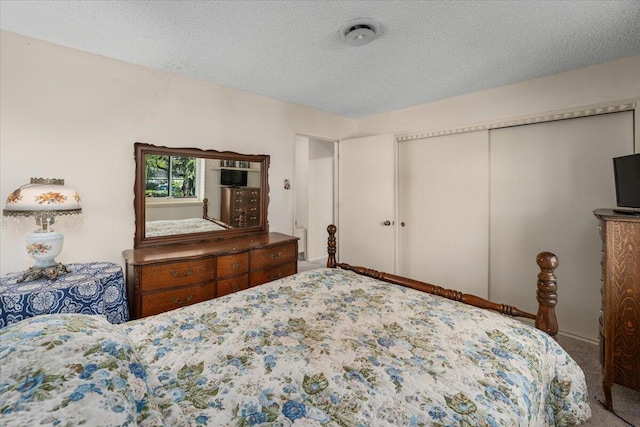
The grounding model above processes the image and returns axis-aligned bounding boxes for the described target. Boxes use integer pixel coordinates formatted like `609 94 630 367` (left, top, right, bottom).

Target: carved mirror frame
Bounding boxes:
133 142 270 248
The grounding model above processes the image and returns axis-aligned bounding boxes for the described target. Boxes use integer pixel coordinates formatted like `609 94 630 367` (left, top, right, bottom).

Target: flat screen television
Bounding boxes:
221 169 248 187
613 153 640 211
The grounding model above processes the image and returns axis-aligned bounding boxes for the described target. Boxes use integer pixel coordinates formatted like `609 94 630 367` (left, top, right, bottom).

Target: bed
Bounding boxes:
0 225 591 426
145 198 233 237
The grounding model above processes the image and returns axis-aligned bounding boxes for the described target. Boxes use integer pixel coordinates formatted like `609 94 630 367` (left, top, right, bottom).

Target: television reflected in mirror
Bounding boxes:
220 169 248 187
133 143 270 248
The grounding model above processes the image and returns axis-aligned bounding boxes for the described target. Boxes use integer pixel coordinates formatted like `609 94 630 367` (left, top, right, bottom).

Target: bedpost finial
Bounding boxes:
327 224 337 268
535 251 558 338
202 198 209 218
536 252 558 271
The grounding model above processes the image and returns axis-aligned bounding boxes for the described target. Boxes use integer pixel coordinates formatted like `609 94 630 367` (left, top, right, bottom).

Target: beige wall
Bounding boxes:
0 31 356 274
356 55 640 140
1 29 639 286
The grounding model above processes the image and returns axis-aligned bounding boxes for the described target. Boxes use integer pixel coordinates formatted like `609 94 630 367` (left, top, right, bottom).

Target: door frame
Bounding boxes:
293 133 338 262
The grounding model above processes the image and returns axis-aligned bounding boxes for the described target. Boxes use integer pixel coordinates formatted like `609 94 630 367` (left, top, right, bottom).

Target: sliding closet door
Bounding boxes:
398 131 489 297
490 111 634 340
338 134 396 272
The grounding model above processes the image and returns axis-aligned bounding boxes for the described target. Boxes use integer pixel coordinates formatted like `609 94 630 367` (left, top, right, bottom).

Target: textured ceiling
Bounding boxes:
1 1 639 118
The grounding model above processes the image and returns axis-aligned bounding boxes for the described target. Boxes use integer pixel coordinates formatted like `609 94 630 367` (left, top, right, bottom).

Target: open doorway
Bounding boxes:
294 135 337 262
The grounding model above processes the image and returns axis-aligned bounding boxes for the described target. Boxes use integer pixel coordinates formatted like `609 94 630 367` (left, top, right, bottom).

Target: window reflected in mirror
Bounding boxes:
145 155 199 199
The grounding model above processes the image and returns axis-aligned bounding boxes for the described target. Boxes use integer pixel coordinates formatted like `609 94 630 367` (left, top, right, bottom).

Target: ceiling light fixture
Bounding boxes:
341 19 381 47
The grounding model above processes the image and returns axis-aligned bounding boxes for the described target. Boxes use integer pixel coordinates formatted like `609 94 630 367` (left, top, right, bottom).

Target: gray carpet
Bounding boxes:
557 335 639 427
297 260 640 425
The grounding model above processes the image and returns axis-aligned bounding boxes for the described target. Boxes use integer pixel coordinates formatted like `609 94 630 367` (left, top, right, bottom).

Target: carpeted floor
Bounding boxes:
298 259 327 272
557 335 639 427
297 260 640 426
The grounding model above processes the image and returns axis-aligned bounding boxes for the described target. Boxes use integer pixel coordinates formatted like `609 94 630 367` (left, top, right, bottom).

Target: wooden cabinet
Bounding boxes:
250 242 298 286
593 209 640 410
216 252 249 297
123 232 298 319
220 187 261 227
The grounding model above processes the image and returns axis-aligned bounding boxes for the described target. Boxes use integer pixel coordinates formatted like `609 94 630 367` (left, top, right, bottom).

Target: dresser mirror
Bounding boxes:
133 142 270 248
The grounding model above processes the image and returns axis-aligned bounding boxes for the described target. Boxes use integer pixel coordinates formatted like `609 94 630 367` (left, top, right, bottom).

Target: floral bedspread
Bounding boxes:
1 268 591 426
0 314 184 426
145 217 227 237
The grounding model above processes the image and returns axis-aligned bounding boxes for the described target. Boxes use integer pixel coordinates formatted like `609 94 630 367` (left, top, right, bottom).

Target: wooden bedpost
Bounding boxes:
202 198 209 218
326 224 560 337
327 224 337 268
535 252 559 338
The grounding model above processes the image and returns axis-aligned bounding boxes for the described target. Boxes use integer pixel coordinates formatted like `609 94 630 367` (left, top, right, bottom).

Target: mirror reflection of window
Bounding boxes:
145 155 199 199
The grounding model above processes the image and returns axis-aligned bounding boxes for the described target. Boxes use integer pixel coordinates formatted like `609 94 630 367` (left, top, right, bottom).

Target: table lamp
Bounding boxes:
2 178 82 282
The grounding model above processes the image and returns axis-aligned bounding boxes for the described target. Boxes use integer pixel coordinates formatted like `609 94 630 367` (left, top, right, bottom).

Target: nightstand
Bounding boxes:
0 262 129 328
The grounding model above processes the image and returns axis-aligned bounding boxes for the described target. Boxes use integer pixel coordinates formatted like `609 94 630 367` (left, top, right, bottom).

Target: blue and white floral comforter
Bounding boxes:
1 268 591 426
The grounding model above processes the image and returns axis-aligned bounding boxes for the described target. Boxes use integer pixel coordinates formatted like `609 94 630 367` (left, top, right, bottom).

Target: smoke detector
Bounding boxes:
341 19 382 46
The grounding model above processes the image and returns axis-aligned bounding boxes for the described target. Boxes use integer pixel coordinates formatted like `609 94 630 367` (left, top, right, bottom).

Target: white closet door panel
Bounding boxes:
399 131 489 297
490 111 634 340
338 134 396 272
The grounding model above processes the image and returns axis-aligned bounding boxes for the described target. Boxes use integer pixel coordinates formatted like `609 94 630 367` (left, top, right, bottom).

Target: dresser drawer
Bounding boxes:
251 243 297 271
140 258 215 292
140 282 215 317
217 252 249 278
250 262 296 287
217 274 249 297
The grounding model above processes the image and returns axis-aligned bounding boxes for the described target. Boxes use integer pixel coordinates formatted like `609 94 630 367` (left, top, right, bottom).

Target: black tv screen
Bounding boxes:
221 169 248 187
613 153 640 208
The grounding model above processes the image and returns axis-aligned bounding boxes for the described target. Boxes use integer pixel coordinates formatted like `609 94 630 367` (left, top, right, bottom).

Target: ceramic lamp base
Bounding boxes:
25 231 64 268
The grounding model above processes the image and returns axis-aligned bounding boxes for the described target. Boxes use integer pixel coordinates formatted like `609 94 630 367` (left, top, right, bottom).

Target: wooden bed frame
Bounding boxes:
326 224 559 337
202 198 234 229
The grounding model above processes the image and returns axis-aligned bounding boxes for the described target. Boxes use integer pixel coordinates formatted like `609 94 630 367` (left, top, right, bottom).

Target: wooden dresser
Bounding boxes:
593 209 640 410
220 187 261 227
123 232 297 319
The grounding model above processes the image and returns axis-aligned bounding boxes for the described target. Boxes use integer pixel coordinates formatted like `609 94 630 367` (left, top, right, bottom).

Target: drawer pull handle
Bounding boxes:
171 269 194 278
232 283 239 292
171 295 194 305
232 262 239 269
269 272 283 280
269 253 282 259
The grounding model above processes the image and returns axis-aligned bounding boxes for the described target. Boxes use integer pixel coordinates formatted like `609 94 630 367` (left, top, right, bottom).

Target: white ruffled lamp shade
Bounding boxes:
3 178 82 281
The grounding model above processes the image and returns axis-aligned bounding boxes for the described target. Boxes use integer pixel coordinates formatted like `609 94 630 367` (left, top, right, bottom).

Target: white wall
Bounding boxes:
488 112 633 341
294 135 309 231
356 55 640 140
145 203 202 221
293 135 335 261
0 31 356 274
307 139 335 261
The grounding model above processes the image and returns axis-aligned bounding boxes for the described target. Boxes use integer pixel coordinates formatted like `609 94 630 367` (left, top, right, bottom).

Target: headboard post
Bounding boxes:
535 252 559 338
327 224 337 268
